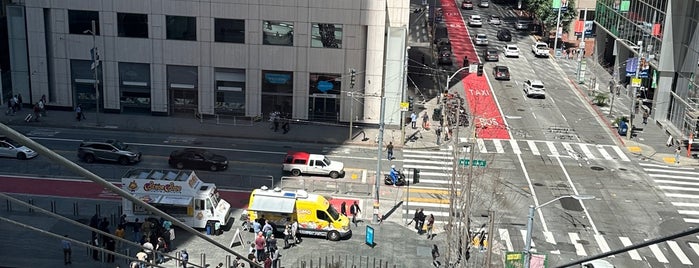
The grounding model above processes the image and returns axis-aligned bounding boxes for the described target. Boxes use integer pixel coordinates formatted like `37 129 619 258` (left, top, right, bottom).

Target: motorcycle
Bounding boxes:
384 170 406 186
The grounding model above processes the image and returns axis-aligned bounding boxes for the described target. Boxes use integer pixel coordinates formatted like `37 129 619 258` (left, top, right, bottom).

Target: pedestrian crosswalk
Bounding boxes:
640 162 699 224
493 228 699 265
455 138 631 162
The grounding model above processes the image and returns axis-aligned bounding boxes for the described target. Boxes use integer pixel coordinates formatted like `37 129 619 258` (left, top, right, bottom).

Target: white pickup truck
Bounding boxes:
531 42 550 57
282 151 345 178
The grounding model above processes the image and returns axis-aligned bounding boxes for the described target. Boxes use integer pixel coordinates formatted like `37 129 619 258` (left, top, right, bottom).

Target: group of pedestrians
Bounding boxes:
5 94 48 122
340 201 363 227
269 111 291 134
248 217 291 268
408 208 435 239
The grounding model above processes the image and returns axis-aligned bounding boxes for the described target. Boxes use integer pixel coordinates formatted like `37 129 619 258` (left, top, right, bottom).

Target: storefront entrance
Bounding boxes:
171 88 198 114
74 83 102 111
308 94 338 122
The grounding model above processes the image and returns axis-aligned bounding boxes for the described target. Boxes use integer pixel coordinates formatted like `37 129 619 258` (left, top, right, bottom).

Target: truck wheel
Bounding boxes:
328 230 341 241
291 169 301 176
329 171 340 179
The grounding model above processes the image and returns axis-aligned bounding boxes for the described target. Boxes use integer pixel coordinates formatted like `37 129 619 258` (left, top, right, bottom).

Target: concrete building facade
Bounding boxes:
4 0 410 125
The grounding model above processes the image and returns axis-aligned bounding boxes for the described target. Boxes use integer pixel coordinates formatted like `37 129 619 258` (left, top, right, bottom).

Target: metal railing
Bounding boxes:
279 176 372 196
292 254 397 268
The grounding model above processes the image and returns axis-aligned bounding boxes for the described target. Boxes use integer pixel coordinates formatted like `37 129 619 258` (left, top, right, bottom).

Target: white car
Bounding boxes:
475 34 488 46
479 0 490 8
0 136 38 159
488 15 501 25
581 259 615 268
523 79 546 99
504 44 520 57
468 15 483 27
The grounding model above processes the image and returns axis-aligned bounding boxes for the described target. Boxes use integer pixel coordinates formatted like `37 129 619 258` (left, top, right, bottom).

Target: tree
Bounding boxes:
525 0 578 32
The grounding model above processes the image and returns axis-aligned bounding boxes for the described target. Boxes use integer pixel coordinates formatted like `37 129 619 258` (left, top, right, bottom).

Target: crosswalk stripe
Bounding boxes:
546 141 558 156
649 174 699 181
646 240 669 263
579 144 597 159
667 240 693 265
403 164 452 171
510 139 521 154
543 231 556 245
568 233 587 256
520 230 535 248
493 139 505 153
643 168 699 176
671 202 699 207
594 234 611 253
596 145 614 160
407 188 455 194
403 155 453 160
619 237 642 260
404 159 454 165
414 179 454 184
562 142 577 159
666 193 699 199
639 162 695 169
610 146 631 161
528 140 540 155
684 218 699 223
499 229 514 252
655 179 699 186
404 201 451 209
403 149 452 155
659 185 699 191
689 243 699 258
677 210 699 215
405 197 450 204
414 171 450 177
477 139 488 153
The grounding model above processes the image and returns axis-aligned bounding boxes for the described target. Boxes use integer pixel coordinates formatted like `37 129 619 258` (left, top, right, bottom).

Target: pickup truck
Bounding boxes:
531 42 550 57
282 151 345 178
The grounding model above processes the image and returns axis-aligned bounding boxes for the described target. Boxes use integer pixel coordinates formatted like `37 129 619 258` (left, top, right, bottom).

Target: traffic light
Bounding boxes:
408 96 414 111
350 69 356 88
413 168 420 184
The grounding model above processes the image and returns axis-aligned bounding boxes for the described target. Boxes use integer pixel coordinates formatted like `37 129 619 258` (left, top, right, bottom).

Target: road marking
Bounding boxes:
404 201 451 209
477 139 488 153
650 174 699 181
646 240 669 263
405 197 451 204
407 188 458 194
545 141 558 156
610 146 631 161
493 139 505 153
639 162 694 170
677 210 699 215
516 153 549 235
415 171 451 177
568 233 587 256
543 231 556 244
556 156 599 234
527 140 540 155
403 149 452 155
510 139 521 154
413 179 454 184
643 168 699 176
659 185 699 191
689 243 699 259
666 193 699 199
671 202 699 207
667 240 692 265
619 237 642 260
499 229 514 252
404 158 454 165
685 218 699 224
594 234 611 253
578 144 597 160
655 179 699 186
628 146 642 153
562 142 577 159
520 229 535 248
596 145 614 160
403 164 452 171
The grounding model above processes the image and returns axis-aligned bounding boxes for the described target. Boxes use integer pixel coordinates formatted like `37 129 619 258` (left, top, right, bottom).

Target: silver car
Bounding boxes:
475 34 488 46
0 136 38 160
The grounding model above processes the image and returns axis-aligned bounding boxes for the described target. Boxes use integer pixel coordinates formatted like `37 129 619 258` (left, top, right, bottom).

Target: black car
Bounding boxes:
493 66 510 80
438 50 453 65
497 29 512 42
168 148 228 171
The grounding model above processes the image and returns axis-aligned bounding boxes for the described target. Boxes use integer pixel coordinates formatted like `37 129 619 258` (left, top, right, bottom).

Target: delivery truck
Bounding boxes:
121 169 232 230
244 186 351 241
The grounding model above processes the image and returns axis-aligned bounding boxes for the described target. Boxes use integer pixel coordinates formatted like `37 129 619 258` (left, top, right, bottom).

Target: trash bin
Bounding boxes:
432 106 442 121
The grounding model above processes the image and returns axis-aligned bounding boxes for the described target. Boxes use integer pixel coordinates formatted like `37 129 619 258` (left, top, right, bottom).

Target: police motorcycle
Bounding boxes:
384 165 406 186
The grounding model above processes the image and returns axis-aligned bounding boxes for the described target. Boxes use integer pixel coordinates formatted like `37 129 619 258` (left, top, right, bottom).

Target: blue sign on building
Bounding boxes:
317 81 334 92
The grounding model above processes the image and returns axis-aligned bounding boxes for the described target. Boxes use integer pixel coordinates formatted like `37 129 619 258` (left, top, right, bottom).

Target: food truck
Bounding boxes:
244 186 351 241
121 169 232 229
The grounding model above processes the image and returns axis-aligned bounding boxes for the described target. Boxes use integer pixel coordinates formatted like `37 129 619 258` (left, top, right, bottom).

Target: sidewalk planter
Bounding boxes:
593 92 609 107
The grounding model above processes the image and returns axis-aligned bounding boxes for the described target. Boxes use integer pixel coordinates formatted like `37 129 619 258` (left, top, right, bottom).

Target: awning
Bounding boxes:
249 195 295 214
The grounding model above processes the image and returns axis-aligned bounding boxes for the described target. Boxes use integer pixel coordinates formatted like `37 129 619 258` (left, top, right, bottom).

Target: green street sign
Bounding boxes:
458 159 487 167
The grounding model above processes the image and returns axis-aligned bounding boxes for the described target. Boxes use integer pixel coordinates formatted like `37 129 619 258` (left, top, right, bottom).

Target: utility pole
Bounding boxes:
348 69 357 140
373 97 386 224
85 20 100 126
552 1 564 59
576 8 588 83
627 41 642 140
485 210 495 267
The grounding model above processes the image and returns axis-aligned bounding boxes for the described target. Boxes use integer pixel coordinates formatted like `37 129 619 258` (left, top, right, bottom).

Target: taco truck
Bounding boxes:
244 186 351 241
121 169 232 229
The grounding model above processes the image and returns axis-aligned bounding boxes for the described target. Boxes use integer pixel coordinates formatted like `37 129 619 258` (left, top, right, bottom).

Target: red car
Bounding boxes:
461 1 474 9
493 66 510 81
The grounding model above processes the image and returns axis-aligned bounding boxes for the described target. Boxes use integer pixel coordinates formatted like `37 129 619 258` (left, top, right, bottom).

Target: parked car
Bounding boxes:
488 15 502 25
504 44 520 57
497 29 512 41
461 0 474 9
484 48 499 61
168 148 228 171
474 34 488 46
523 79 546 98
468 15 483 27
436 38 452 52
479 0 490 8
0 136 37 160
493 66 510 80
515 18 532 31
78 139 141 165
439 50 453 65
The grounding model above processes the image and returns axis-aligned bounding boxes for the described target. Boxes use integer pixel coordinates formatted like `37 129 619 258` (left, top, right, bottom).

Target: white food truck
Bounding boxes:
121 169 232 229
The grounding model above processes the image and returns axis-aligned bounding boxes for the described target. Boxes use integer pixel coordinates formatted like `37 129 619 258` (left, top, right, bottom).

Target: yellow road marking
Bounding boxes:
663 157 677 164
627 146 642 153
408 188 460 195
405 197 451 204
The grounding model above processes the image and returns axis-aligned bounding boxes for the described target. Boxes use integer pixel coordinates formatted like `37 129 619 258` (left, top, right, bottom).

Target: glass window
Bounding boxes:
68 10 99 35
215 68 246 115
214 18 245 43
119 62 151 112
311 23 342 48
166 16 197 41
263 21 294 46
262 70 293 94
117 13 148 38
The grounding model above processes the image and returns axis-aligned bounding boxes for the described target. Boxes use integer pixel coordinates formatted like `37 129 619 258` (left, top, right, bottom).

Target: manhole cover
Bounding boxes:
534 183 545 186
578 239 590 245
517 109 526 112
619 168 627 171
511 97 519 101
591 166 605 171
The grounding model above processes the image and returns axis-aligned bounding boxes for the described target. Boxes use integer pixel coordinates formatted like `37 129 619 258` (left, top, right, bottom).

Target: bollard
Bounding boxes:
226 255 231 268
6 199 11 212
73 202 79 216
96 204 101 216
200 253 206 267
28 198 33 213
176 251 181 268
51 200 56 213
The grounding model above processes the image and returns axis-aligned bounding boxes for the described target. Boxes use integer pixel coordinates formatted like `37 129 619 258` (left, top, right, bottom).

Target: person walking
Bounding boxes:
75 105 84 121
105 237 116 263
291 220 300 244
417 209 426 234
408 209 419 228
436 126 442 145
283 223 292 248
262 221 273 239
115 224 125 249
350 201 362 227
16 94 22 111
411 112 418 129
426 214 435 239
32 103 41 122
179 249 189 268
254 232 266 261
282 117 290 134
136 250 148 268
386 142 394 160
39 94 47 116
340 202 347 216
61 235 72 265
422 112 429 128
675 146 682 165
643 110 649 124
132 218 141 242
431 244 441 267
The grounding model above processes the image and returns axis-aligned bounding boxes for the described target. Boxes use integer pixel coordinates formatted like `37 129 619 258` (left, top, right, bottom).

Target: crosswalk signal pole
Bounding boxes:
373 96 386 224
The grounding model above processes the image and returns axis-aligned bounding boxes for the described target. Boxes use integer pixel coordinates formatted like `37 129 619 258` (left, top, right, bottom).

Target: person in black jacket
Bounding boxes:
417 209 426 234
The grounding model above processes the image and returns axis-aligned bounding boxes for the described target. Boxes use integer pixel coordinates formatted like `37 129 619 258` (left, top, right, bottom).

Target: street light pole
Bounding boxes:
552 3 563 58
373 96 386 224
627 41 642 140
85 20 100 126
523 195 595 268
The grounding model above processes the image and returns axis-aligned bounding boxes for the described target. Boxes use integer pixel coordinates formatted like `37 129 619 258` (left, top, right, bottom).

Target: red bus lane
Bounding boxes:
439 0 510 139
0 175 251 209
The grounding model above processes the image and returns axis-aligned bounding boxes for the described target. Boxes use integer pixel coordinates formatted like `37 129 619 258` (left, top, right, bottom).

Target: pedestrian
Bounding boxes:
91 234 100 261
115 224 125 249
75 104 84 121
436 126 442 145
426 214 435 239
32 103 40 122
40 94 47 116
675 146 681 165
386 142 394 160
283 223 292 248
643 110 649 124
422 112 430 129
291 220 300 244
105 237 116 263
253 218 262 234
142 219 152 241
16 94 22 110
411 112 418 129
254 232 266 261
133 218 141 242
431 244 441 267
272 112 280 132
136 250 148 268
262 221 273 239
340 202 347 216
282 118 290 134
350 201 362 227
443 126 450 141
179 249 189 268
408 209 419 228
143 238 154 263
61 235 72 265
417 208 426 234
266 234 278 254
270 245 280 268
264 253 272 268
155 237 167 264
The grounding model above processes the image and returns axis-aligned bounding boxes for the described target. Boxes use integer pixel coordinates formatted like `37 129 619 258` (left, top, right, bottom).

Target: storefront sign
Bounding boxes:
317 81 334 92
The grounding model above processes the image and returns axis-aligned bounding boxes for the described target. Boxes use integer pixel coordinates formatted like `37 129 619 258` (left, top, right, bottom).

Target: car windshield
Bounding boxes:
112 140 128 150
1 139 21 147
210 190 221 207
536 44 548 49
508 46 517 50
532 84 544 89
327 204 340 221
477 34 486 38
322 157 331 166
